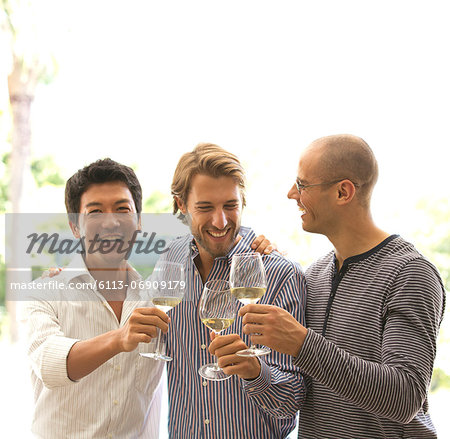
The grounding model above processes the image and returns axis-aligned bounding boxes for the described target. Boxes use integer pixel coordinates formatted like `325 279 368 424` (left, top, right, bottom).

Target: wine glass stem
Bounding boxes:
154 329 162 355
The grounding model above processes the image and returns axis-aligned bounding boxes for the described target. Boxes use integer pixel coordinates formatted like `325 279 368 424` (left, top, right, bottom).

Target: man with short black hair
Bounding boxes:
24 159 168 438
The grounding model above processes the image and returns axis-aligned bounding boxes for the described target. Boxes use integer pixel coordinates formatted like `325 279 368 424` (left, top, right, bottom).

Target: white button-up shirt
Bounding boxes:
23 256 164 439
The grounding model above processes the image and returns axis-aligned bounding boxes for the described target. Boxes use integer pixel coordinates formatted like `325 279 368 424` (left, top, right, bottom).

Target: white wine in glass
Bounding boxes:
230 253 271 357
152 297 183 313
140 261 185 362
229 286 266 305
198 279 237 381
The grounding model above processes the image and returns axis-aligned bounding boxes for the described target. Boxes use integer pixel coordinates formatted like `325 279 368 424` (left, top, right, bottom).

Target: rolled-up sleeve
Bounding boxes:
24 301 79 388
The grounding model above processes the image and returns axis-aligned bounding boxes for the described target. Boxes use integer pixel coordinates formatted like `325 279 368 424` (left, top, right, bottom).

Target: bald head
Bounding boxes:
306 134 378 207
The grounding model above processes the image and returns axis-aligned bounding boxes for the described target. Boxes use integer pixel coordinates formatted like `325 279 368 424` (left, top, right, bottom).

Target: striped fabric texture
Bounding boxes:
164 227 307 438
295 235 446 439
23 255 164 439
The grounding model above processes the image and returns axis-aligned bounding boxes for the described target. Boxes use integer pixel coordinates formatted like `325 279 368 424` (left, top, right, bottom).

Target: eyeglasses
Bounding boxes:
295 178 360 193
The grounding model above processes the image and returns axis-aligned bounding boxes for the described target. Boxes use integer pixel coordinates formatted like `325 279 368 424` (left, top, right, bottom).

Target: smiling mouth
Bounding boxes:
207 229 229 238
298 205 307 214
99 235 125 242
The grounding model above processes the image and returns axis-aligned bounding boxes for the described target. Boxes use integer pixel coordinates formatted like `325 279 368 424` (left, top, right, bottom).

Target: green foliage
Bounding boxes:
0 152 9 212
144 191 172 213
414 197 450 291
431 368 450 392
0 152 65 213
0 255 5 308
31 155 65 187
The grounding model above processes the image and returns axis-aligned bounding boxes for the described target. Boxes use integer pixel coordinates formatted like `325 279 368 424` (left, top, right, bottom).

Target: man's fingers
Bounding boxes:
136 333 153 344
208 334 241 355
251 235 265 250
131 312 170 333
135 307 170 322
49 267 62 278
134 320 168 336
217 354 245 369
242 312 266 325
213 340 247 358
242 323 265 336
41 267 62 279
239 303 274 317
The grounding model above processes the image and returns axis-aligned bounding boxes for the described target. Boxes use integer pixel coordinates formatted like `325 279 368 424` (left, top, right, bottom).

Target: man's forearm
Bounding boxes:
67 329 122 381
294 329 425 423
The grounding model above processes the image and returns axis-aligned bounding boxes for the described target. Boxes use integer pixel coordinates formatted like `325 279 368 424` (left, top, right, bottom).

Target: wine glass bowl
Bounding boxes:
198 279 237 381
230 253 270 357
140 261 185 362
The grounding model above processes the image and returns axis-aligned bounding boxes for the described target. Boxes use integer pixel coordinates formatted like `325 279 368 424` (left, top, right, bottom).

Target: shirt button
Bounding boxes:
113 399 119 405
115 365 121 371
107 435 112 439
202 381 208 387
201 344 206 350
204 419 210 425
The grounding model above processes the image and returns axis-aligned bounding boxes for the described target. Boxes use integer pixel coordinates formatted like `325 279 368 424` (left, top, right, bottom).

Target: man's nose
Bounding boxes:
211 209 228 229
287 184 299 200
101 213 121 229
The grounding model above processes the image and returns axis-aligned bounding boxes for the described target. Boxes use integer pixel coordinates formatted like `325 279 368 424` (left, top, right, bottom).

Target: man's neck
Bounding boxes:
194 251 214 283
194 235 242 283
327 218 390 271
84 257 129 299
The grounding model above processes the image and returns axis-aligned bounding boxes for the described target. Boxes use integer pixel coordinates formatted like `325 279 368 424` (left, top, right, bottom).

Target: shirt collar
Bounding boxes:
59 253 142 285
332 234 399 271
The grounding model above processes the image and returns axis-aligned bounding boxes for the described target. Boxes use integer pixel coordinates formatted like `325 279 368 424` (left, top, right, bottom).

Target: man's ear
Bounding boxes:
175 196 187 214
69 221 81 239
336 180 357 205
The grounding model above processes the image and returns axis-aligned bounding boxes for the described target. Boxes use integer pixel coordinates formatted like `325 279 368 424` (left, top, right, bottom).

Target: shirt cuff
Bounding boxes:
293 327 318 371
40 336 80 388
241 360 271 395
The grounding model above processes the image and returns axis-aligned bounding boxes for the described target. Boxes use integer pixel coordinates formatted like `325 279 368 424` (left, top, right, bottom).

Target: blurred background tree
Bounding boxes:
2 0 59 341
413 197 450 392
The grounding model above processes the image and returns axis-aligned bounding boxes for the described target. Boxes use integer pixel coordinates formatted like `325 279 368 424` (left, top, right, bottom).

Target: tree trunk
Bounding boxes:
6 55 38 343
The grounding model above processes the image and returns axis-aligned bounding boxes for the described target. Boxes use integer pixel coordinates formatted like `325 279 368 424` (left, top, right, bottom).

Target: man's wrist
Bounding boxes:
289 325 308 358
110 328 125 354
241 358 261 380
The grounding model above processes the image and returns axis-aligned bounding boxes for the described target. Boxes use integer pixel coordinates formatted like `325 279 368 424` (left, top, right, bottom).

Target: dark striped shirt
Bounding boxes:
164 227 307 438
294 235 446 439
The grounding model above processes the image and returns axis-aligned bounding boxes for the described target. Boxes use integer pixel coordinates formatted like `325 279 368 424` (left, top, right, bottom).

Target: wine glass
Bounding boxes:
140 261 185 362
198 279 237 381
230 253 270 357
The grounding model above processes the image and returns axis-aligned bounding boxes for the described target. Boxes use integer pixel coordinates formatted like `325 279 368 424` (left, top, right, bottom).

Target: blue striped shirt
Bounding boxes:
163 227 307 438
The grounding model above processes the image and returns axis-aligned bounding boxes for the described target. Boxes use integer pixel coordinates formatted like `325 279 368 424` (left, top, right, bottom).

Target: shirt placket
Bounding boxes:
104 290 138 437
190 265 211 438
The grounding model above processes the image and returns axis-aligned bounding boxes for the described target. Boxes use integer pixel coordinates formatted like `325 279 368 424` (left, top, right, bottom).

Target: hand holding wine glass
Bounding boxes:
198 279 237 381
140 261 185 362
230 253 270 357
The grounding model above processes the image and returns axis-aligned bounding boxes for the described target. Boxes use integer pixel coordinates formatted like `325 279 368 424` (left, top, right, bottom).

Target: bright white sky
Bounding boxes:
2 0 450 265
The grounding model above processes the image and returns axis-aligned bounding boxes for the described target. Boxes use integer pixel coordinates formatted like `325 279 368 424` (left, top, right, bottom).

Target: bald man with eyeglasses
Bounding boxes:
241 134 445 439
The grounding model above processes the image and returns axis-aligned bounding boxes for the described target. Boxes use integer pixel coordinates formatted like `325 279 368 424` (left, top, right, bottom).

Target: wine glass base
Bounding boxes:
140 352 173 362
198 363 232 381
236 346 271 357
